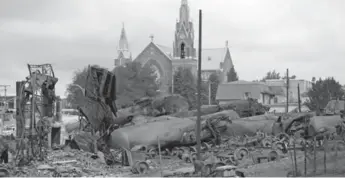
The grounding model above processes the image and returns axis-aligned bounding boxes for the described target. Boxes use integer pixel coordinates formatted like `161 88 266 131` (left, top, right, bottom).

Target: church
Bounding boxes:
114 0 234 93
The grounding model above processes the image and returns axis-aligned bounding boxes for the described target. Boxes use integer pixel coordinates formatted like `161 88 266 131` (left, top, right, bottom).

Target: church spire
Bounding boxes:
179 0 189 28
118 22 129 51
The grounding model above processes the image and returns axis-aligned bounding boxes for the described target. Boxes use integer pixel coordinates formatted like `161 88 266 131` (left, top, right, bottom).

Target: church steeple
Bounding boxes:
173 0 195 59
115 22 132 66
179 0 189 28
118 22 129 52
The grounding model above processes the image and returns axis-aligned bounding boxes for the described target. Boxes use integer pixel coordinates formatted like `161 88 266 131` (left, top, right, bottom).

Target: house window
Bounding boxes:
274 97 278 103
180 43 185 59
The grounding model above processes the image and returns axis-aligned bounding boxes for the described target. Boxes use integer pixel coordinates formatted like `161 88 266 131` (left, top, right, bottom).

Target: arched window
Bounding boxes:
180 43 185 59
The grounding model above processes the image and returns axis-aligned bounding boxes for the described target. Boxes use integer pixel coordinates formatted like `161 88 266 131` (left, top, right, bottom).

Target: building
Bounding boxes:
268 103 310 113
114 23 132 66
61 98 72 109
133 0 234 93
0 96 16 112
264 79 312 103
216 80 284 105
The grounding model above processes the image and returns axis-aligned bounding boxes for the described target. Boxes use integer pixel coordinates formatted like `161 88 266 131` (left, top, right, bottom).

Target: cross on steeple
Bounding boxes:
149 34 154 42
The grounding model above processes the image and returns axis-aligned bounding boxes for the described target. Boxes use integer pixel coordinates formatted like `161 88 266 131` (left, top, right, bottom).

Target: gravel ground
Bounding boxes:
243 150 345 177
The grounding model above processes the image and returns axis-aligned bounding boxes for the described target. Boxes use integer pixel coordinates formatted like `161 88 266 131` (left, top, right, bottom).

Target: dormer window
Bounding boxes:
181 43 185 59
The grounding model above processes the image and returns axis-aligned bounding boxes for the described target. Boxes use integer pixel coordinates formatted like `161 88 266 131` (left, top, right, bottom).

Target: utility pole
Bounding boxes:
297 83 301 112
208 82 211 105
0 85 11 99
171 71 174 94
286 69 289 113
196 9 202 161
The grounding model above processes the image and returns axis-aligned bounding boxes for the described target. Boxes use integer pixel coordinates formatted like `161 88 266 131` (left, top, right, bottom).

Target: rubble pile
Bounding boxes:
1 149 133 177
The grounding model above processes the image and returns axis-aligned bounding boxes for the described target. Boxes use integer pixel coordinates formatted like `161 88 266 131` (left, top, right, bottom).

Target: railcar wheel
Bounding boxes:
0 168 10 177
224 157 236 165
189 146 197 153
234 147 249 161
132 161 149 174
171 147 179 156
148 148 157 158
204 164 213 176
272 141 288 154
267 150 280 162
275 133 290 144
201 142 212 151
261 138 272 147
190 152 197 161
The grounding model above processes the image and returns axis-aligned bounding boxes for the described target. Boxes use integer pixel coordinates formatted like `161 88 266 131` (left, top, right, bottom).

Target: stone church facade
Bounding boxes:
115 0 234 93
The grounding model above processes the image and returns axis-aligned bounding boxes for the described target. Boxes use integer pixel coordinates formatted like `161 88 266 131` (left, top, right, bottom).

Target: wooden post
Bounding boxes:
171 70 174 94
313 136 316 176
208 82 211 105
157 136 163 177
196 9 202 161
286 69 289 113
15 81 24 139
323 136 327 173
293 140 297 175
297 83 301 112
304 118 307 176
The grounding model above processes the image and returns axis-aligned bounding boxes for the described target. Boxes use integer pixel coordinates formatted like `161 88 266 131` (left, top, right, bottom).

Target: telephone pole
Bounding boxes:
285 69 289 113
297 83 301 112
196 9 203 161
0 85 11 99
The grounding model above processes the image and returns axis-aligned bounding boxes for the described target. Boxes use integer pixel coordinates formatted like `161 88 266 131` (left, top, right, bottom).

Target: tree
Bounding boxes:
261 70 281 81
113 61 159 107
304 77 344 112
65 65 100 109
227 67 239 82
261 70 297 81
312 77 316 83
173 67 208 109
282 75 297 80
66 61 159 109
209 73 220 105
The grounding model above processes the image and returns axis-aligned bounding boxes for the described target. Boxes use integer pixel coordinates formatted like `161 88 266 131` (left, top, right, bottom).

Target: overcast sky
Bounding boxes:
0 0 344 97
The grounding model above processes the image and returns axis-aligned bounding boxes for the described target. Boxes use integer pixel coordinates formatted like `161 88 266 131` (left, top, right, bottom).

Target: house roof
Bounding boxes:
269 86 285 96
216 80 284 100
324 100 345 114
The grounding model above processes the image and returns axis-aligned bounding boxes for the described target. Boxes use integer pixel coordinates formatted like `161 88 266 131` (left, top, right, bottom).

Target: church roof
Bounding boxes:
156 44 173 59
118 50 131 59
155 44 229 70
199 48 228 70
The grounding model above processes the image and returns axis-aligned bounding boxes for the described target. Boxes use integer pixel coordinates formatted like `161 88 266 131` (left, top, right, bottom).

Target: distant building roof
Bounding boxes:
269 86 285 96
216 80 280 100
0 96 16 101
